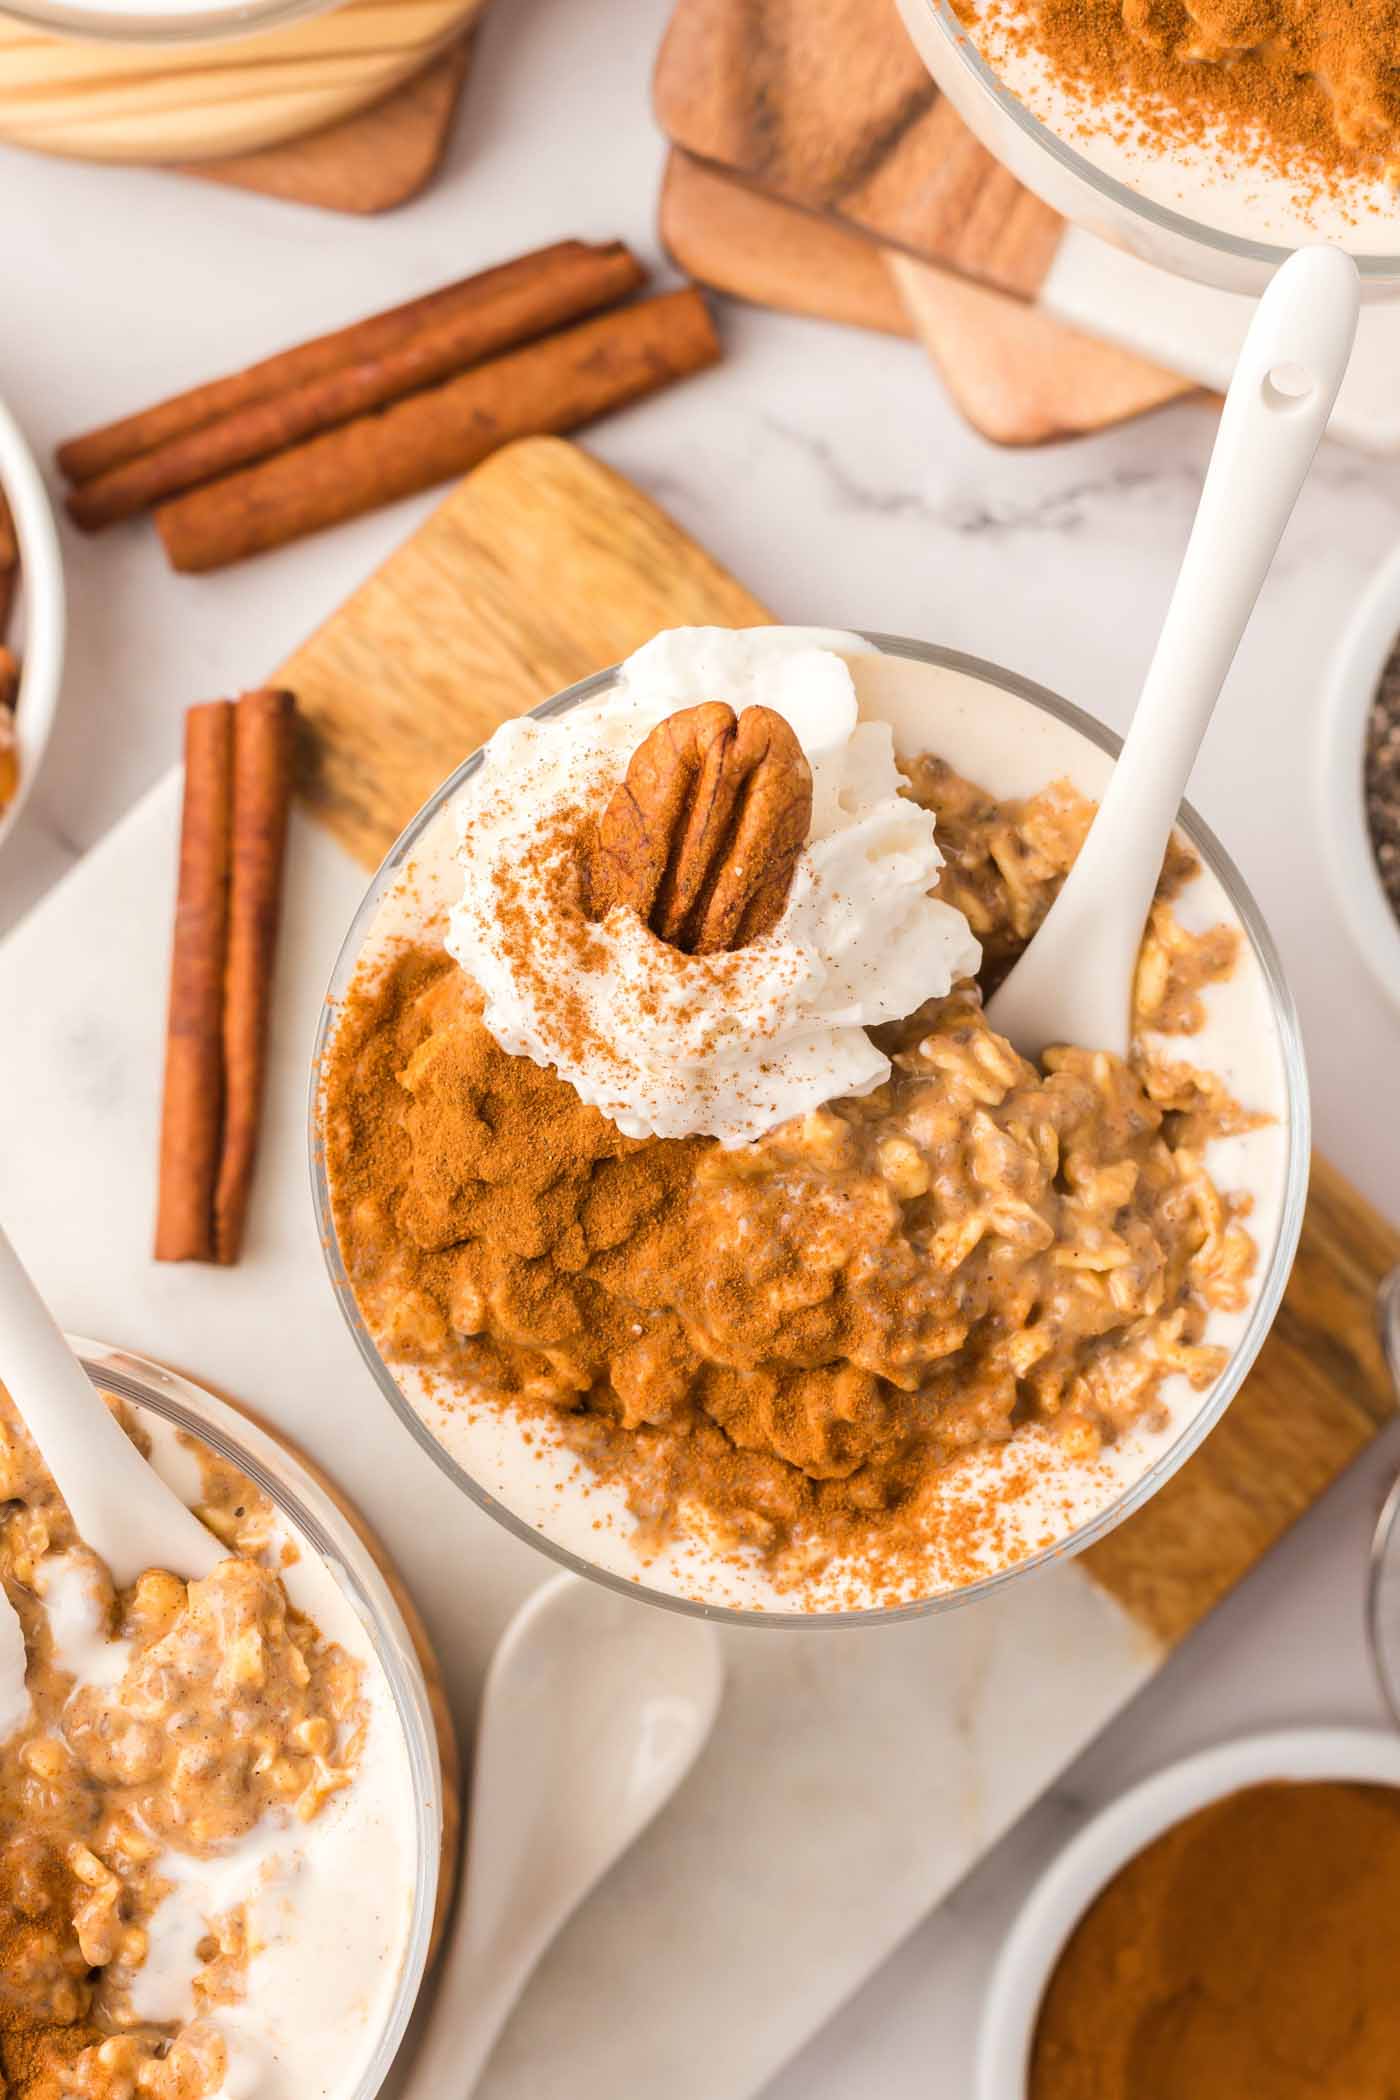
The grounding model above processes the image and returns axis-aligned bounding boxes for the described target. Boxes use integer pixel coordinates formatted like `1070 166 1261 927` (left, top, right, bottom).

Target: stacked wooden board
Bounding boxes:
654 0 1196 443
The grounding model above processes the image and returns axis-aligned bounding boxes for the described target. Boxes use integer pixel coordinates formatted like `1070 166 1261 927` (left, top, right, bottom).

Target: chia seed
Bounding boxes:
1366 643 1400 922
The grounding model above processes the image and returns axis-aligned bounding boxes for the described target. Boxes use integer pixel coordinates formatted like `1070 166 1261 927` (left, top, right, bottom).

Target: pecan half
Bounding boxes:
591 702 813 954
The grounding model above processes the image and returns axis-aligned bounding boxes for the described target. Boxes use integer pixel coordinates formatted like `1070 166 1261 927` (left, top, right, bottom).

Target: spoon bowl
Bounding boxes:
988 243 1360 1060
401 1572 723 2099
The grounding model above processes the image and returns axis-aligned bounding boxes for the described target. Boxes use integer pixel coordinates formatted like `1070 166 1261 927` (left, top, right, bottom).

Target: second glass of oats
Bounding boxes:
0 1341 450 2100
312 629 1306 1627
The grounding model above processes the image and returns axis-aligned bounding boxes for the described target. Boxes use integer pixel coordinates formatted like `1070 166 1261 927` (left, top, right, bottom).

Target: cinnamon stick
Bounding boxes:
66 241 647 532
58 239 644 488
155 701 234 1263
213 689 295 1266
155 289 721 574
155 690 296 1264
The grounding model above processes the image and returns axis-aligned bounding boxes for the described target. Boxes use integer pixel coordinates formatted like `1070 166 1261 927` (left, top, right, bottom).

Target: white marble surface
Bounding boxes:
0 0 1398 2092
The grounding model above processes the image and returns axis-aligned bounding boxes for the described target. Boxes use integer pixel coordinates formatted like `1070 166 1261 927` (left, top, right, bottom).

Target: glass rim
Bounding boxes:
70 1335 443 2097
0 0 334 44
1366 1269 1400 1729
309 630 1311 1630
910 0 1400 281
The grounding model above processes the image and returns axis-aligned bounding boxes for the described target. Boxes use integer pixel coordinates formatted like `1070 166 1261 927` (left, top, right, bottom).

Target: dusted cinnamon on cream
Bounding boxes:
445 627 983 1145
954 0 1400 249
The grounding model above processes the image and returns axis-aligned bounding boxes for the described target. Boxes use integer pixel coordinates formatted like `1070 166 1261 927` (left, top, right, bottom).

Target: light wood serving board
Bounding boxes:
0 0 486 162
278 434 1398 1650
660 149 1196 446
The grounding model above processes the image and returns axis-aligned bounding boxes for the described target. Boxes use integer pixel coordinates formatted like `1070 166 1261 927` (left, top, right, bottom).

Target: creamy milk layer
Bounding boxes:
345 636 1297 1615
0 1404 418 2100
446 627 982 1144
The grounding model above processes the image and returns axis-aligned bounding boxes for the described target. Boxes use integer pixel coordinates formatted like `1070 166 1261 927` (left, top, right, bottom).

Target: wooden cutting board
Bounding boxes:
654 0 1065 298
660 149 1196 446
277 433 1398 1651
0 0 486 162
180 34 473 214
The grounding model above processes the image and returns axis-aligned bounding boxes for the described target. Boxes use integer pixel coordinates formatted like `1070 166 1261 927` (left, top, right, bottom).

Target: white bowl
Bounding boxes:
1319 545 1400 1014
0 394 65 865
977 1725 1400 2098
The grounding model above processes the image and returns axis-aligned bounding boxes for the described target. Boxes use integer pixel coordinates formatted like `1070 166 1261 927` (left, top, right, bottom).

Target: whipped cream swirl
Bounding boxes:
447 626 982 1145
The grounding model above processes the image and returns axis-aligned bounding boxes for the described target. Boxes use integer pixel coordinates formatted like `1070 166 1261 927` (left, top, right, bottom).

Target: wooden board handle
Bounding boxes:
279 437 771 872
1084 1153 1398 1644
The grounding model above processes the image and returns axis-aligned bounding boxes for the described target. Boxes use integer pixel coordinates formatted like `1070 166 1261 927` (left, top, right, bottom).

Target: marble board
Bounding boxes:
0 438 1393 2099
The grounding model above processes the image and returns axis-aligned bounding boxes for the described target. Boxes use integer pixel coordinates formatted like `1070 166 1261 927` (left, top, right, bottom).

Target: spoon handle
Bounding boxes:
0 1224 221 1585
988 244 1359 1059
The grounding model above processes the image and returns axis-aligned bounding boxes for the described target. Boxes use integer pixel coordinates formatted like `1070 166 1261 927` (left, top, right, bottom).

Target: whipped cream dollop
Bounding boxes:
447 626 981 1145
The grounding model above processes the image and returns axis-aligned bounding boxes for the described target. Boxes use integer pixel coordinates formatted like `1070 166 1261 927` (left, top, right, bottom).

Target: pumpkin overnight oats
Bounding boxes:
898 0 1400 258
319 629 1297 1616
0 1377 419 2100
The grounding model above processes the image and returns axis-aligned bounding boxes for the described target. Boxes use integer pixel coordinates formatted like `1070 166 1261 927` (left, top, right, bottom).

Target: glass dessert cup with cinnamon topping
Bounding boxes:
894 0 1400 296
1 1338 447 2100
311 633 1308 1628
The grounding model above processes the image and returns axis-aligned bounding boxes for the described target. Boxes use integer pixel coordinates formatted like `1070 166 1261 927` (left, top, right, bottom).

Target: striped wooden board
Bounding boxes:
659 149 1195 446
654 0 1064 299
0 0 486 163
277 434 1397 1654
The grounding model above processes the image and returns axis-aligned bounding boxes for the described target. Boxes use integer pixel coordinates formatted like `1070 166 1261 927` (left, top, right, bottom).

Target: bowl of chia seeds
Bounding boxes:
1321 547 1400 1013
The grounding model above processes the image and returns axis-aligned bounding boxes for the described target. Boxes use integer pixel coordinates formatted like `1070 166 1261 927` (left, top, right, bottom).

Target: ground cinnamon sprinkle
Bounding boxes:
458 763 805 1136
322 760 1257 1608
968 0 1400 206
1030 1781 1400 2099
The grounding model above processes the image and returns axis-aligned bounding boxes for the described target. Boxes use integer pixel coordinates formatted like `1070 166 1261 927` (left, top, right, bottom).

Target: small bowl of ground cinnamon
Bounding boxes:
978 1725 1400 2100
1319 544 1400 1016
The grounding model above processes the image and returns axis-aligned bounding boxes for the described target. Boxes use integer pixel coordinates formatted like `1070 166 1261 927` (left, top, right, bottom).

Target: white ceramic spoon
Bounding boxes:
400 1572 724 2100
987 243 1360 1061
0 1223 222 1584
